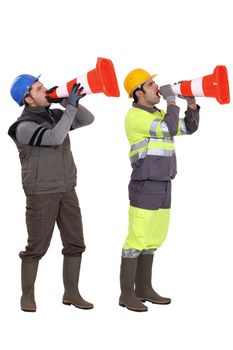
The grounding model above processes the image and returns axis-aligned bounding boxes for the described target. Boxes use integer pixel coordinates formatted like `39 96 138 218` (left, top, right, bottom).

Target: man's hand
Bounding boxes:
46 86 63 103
67 83 86 108
159 84 176 104
178 95 197 109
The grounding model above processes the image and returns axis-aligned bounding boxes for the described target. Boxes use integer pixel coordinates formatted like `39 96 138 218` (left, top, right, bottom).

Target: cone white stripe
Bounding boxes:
76 74 92 94
56 84 69 98
191 77 205 96
171 84 181 95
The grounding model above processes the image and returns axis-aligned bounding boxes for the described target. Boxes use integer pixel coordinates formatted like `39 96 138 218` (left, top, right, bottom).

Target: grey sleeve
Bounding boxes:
59 100 94 129
71 104 94 129
16 104 77 146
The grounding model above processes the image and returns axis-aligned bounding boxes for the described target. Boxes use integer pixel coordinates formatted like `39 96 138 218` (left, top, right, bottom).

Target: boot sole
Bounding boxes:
139 298 171 305
119 302 148 312
63 300 94 310
21 307 36 312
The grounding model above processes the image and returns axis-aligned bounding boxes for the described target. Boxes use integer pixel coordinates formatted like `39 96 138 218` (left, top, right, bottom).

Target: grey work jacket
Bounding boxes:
8 104 93 195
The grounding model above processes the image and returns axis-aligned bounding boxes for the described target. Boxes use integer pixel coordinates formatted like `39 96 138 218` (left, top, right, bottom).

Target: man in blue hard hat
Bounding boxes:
8 74 94 312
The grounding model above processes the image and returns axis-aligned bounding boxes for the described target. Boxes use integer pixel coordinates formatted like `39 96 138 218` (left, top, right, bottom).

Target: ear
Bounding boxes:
24 95 33 105
135 89 144 99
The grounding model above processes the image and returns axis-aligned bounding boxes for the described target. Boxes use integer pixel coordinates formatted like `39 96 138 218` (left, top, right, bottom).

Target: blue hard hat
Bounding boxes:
10 74 41 106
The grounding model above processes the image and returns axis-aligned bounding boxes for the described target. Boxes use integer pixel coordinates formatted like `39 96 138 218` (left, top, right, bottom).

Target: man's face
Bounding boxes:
138 78 160 106
25 80 50 107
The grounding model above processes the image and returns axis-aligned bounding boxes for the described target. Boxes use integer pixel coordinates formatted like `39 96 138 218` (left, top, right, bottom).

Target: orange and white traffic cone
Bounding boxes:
171 65 230 104
46 57 120 99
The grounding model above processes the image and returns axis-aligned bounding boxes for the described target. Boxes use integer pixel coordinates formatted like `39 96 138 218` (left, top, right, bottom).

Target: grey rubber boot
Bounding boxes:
119 257 148 312
21 260 39 312
62 256 93 309
135 254 171 304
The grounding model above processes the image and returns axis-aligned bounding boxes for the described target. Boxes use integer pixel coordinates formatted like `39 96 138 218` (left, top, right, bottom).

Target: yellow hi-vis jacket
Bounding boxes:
125 102 200 182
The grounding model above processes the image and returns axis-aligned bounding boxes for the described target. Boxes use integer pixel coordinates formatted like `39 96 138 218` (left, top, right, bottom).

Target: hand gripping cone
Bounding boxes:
46 57 120 99
171 65 230 104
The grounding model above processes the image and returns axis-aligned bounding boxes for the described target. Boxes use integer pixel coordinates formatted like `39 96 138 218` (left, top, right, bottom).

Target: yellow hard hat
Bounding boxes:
124 68 157 97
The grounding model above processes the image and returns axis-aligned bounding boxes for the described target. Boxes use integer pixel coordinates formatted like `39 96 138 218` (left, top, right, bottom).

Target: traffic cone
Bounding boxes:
171 65 230 104
46 57 120 99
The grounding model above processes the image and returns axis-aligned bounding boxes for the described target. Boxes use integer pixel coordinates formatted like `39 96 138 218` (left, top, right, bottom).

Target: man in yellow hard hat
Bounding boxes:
119 68 200 312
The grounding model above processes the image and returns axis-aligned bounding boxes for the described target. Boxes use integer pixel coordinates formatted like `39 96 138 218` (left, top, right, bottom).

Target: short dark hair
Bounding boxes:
132 84 145 103
23 82 36 106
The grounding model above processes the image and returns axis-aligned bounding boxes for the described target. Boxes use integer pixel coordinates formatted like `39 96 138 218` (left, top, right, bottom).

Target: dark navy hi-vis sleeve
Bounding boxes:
16 105 77 146
163 104 180 136
184 105 200 134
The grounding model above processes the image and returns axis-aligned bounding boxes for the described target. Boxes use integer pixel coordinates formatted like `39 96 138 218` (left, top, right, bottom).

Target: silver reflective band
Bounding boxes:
122 249 141 258
147 148 175 157
130 137 174 153
161 121 170 135
180 119 187 135
142 249 156 255
150 120 159 136
130 148 175 163
130 139 148 152
149 137 174 144
130 151 147 163
150 120 170 137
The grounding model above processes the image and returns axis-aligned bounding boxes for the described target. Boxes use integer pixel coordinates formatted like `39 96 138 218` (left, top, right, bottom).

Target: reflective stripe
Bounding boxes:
130 137 173 152
129 136 175 163
130 152 147 163
150 119 170 138
179 119 187 135
160 121 170 136
130 148 175 163
150 119 158 136
122 249 141 258
147 148 175 157
149 137 174 145
130 138 148 152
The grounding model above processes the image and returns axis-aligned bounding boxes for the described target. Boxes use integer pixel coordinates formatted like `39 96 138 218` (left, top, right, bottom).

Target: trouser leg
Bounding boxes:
19 193 60 311
57 191 86 257
20 193 60 261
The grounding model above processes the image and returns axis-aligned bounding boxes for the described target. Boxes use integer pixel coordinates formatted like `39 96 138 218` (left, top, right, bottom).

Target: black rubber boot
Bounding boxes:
135 254 171 305
119 257 148 312
21 260 39 312
62 256 93 309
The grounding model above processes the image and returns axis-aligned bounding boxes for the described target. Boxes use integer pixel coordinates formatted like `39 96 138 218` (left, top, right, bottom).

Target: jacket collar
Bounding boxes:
24 105 50 114
132 102 160 113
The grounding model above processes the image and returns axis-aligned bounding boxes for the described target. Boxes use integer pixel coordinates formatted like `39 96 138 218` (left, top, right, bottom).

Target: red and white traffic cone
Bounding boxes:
171 65 230 104
46 57 120 99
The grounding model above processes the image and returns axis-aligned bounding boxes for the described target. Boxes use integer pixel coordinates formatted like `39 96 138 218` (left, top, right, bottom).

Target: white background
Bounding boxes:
0 0 233 348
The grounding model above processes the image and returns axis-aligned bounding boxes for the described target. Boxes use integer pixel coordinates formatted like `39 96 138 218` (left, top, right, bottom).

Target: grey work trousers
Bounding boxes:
20 190 86 262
